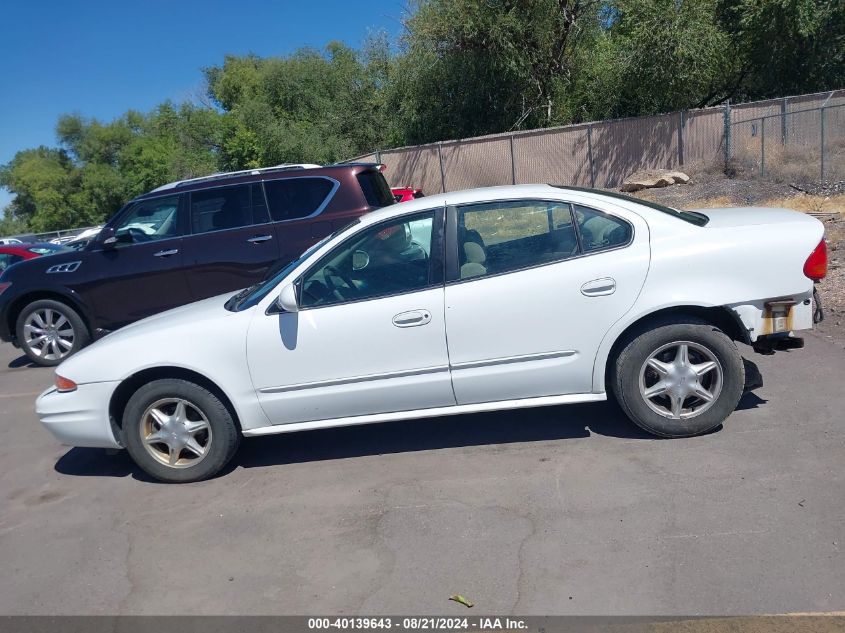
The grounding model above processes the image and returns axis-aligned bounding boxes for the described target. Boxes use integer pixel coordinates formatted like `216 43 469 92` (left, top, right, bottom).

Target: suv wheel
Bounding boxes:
15 299 91 366
122 379 240 483
612 318 745 437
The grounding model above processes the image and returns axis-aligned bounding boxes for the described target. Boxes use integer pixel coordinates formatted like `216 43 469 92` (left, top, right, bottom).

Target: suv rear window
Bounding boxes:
357 170 395 208
264 177 336 221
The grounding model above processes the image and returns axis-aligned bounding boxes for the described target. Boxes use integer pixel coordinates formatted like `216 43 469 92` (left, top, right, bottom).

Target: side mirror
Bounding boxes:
100 227 117 249
276 284 299 313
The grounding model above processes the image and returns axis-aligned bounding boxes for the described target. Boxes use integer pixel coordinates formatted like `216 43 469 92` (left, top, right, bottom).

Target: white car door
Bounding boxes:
246 208 455 425
444 198 650 404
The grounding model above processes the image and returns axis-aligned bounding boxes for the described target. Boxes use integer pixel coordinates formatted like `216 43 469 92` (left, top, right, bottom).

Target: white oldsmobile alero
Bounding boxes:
36 185 828 482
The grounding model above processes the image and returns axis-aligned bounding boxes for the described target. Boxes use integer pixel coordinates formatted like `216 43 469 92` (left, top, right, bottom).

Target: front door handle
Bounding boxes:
580 277 616 296
247 234 273 244
392 310 432 328
153 249 179 258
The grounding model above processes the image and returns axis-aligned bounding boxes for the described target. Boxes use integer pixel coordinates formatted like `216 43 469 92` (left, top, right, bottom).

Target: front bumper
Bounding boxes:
36 381 122 449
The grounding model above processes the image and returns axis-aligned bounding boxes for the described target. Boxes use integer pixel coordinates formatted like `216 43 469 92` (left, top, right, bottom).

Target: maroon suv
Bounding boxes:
0 163 394 365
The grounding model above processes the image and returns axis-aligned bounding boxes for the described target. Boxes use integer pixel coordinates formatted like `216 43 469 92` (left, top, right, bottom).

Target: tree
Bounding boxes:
720 0 845 99
392 0 603 143
574 0 740 120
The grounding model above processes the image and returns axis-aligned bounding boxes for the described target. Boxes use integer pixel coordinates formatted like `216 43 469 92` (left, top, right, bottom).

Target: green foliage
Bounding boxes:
721 0 845 98
577 0 740 119
205 39 393 168
2 0 842 231
391 0 604 142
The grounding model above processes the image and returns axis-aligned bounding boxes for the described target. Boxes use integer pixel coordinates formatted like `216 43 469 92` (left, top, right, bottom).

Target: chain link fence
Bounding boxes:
346 89 844 193
728 96 845 183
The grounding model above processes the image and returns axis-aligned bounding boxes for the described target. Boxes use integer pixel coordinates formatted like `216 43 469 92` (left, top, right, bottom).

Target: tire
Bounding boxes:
122 379 240 483
15 299 91 366
611 317 745 438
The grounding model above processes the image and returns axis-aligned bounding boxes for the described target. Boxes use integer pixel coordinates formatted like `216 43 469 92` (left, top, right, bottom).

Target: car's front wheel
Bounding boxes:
15 299 91 366
122 379 240 483
612 318 745 437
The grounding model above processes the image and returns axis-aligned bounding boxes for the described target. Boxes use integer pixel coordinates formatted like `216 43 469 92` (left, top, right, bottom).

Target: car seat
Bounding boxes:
459 228 488 278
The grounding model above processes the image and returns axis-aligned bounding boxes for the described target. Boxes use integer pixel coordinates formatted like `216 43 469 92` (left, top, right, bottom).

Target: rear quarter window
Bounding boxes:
357 170 395 208
264 177 336 221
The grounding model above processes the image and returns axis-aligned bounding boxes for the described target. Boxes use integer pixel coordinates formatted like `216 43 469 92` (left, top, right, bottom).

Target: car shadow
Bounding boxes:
54 400 657 482
8 353 36 369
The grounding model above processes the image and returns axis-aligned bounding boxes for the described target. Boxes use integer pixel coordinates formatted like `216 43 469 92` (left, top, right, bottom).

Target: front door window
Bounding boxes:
114 195 182 245
299 212 437 308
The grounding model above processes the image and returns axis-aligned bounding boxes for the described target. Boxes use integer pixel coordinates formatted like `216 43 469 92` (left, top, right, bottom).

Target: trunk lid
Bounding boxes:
692 207 821 228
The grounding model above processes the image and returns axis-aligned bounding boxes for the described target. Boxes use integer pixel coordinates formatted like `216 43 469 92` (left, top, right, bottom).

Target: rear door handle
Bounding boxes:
392 310 432 328
580 277 616 296
247 235 273 244
153 249 179 258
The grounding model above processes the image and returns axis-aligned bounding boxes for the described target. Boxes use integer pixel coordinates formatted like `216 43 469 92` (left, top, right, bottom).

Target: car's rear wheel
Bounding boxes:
612 318 745 437
122 379 240 483
15 299 90 366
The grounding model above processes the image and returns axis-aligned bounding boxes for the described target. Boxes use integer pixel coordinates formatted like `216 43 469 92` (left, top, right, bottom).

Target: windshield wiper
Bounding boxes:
225 283 261 311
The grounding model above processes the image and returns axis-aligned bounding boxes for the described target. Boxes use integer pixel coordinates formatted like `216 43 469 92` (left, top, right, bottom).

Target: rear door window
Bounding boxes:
455 200 579 279
190 185 253 234
264 177 336 221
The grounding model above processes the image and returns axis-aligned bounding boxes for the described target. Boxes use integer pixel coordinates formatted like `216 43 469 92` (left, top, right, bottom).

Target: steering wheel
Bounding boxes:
409 241 429 265
322 265 357 301
125 227 153 243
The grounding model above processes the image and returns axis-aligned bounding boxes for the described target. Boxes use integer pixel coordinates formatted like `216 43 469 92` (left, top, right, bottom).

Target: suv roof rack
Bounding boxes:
150 164 322 193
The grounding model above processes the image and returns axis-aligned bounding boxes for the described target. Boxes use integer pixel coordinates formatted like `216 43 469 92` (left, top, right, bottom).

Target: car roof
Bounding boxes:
134 162 382 200
358 184 618 227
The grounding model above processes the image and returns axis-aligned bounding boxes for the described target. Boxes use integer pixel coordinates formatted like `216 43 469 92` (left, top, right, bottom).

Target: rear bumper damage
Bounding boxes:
728 287 819 354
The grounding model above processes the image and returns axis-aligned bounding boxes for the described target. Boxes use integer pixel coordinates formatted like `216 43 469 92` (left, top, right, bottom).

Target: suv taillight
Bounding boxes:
803 239 827 281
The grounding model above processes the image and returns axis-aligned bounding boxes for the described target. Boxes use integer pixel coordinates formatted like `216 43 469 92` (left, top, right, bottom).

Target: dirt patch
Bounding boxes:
617 173 845 348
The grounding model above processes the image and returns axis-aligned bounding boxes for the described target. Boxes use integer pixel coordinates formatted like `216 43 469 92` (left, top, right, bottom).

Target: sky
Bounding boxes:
0 0 406 211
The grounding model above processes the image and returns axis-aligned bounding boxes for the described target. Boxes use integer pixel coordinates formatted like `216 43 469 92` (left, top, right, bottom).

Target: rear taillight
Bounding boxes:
0 282 10 296
803 239 827 281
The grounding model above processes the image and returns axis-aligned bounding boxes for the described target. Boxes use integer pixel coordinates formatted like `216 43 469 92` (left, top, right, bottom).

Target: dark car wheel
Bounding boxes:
612 318 745 437
15 299 91 367
122 379 240 483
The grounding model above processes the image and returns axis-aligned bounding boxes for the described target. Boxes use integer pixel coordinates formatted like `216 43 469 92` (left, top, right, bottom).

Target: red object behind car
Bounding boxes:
391 187 425 203
0 243 68 273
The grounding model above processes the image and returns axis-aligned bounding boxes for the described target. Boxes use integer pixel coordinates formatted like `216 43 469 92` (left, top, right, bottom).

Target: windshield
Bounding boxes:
551 185 709 226
28 244 68 255
226 219 361 312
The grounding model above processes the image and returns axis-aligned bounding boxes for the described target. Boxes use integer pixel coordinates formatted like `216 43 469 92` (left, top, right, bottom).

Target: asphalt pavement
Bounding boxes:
0 333 842 615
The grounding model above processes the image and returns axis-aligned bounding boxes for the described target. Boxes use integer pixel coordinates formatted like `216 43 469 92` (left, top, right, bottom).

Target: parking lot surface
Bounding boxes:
0 334 842 615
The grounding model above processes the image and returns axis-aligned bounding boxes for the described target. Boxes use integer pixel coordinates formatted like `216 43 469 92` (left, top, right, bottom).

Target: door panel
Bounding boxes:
246 288 454 425
184 184 283 300
86 194 189 330
444 200 650 404
246 207 451 425
87 237 190 330
184 225 282 300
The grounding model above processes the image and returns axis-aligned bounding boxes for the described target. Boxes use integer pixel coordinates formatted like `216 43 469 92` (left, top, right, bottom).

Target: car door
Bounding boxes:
443 198 650 404
183 183 283 301
86 194 191 331
246 208 455 425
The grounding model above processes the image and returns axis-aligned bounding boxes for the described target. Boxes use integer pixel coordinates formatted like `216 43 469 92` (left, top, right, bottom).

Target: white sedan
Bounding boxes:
36 185 827 482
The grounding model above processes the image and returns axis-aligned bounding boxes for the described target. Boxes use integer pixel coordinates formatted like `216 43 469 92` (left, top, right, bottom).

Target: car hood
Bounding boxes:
57 292 250 383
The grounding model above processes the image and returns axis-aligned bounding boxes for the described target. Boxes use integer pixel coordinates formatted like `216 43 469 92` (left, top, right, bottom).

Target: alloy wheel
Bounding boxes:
638 341 723 420
23 308 75 362
140 398 213 469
